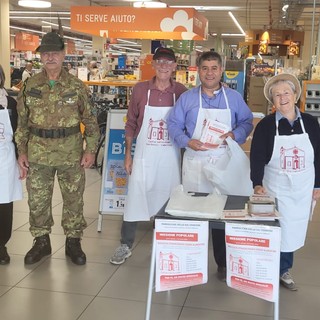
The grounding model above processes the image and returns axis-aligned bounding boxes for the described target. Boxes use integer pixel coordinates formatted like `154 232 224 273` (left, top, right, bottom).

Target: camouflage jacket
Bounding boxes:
15 69 99 166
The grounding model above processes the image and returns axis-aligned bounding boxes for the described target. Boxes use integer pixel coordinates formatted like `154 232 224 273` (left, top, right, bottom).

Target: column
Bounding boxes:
0 0 10 88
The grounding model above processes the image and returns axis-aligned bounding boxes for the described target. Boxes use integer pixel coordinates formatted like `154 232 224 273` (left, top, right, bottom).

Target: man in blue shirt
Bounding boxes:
167 51 253 281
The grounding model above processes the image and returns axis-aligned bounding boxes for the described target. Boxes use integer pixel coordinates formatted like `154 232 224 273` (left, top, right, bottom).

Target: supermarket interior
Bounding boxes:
1 0 320 319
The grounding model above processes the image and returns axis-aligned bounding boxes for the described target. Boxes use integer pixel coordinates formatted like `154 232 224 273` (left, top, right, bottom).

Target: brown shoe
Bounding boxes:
24 235 52 265
65 238 86 265
0 246 10 265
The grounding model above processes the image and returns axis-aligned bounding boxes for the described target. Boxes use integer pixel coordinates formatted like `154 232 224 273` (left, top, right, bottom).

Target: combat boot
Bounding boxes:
65 238 86 265
24 235 52 264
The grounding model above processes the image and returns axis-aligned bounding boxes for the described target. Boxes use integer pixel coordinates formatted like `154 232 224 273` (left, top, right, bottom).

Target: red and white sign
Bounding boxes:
225 223 281 302
155 219 208 292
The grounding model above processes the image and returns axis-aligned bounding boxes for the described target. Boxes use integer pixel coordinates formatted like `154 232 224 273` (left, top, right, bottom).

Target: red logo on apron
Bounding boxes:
280 146 305 171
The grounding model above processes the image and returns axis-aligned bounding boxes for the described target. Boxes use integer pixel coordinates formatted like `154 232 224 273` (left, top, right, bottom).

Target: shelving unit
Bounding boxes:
300 80 320 124
83 80 138 109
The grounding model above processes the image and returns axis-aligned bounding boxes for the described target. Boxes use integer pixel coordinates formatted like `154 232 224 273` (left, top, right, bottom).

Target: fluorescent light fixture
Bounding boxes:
133 1 167 8
11 16 70 20
170 6 239 11
221 33 246 37
111 45 141 52
10 25 45 35
228 11 245 35
10 11 69 14
42 21 71 30
18 1 52 8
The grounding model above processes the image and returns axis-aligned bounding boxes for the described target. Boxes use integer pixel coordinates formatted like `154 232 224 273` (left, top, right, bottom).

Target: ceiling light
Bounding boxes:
18 1 52 8
133 1 167 8
228 12 246 35
170 6 239 11
282 4 289 12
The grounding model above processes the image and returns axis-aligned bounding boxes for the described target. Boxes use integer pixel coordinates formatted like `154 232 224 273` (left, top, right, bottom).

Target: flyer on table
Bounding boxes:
225 222 281 302
155 219 209 292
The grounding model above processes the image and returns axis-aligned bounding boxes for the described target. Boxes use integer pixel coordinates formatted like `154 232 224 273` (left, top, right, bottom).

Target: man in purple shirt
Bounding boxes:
167 51 253 281
110 47 187 265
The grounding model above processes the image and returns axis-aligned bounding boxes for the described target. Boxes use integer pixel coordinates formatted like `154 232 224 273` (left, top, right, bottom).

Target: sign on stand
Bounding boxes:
154 219 209 292
225 223 281 303
99 109 134 216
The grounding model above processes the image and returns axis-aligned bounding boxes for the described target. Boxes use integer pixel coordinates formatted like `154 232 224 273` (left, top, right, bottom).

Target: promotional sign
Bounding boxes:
155 219 209 292
70 7 208 40
99 109 135 214
15 32 39 51
223 71 245 97
225 223 281 302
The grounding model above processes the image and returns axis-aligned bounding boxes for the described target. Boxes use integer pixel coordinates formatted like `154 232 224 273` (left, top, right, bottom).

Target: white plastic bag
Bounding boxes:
203 137 253 196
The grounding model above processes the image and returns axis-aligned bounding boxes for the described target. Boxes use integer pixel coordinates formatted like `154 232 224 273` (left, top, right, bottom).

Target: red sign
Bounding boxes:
15 32 39 51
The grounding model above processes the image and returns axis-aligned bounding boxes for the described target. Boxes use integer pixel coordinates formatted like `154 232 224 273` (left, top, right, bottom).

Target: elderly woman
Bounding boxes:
250 73 320 291
0 65 24 264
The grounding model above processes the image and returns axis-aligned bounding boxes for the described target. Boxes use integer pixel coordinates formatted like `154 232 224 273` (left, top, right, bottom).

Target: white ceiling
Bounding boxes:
8 0 320 52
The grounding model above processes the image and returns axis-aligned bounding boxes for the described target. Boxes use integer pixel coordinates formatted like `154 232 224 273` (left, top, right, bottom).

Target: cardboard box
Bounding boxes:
241 112 265 154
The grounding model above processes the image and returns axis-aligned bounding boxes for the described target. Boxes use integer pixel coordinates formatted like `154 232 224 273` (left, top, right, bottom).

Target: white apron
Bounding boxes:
263 118 314 252
183 86 232 193
124 91 181 221
0 105 23 203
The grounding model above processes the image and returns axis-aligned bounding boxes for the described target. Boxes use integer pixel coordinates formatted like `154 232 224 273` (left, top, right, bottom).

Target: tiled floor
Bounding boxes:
1 168 320 320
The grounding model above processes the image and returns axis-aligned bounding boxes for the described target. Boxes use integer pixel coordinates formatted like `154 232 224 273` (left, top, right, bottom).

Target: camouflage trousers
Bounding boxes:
26 162 87 238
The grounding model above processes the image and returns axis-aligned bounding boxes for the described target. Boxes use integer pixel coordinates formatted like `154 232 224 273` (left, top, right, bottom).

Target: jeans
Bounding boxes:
120 221 138 248
280 251 294 275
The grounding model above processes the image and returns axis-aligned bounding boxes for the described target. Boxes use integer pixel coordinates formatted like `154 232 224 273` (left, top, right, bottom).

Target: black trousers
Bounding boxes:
212 228 226 268
0 202 13 246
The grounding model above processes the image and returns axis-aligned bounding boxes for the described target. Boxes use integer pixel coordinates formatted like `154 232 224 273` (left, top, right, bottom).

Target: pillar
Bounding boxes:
0 0 11 88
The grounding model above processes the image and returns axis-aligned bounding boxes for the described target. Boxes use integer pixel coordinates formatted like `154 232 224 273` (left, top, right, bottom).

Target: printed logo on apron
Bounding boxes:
0 121 6 140
280 146 305 172
146 117 172 147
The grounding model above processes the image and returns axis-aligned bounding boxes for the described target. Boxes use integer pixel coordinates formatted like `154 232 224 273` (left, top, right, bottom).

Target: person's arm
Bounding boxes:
78 84 100 155
167 90 197 148
250 117 274 188
15 83 30 157
230 94 254 144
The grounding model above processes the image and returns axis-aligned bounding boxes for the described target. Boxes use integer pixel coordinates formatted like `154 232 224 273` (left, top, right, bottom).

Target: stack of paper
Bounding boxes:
165 185 227 219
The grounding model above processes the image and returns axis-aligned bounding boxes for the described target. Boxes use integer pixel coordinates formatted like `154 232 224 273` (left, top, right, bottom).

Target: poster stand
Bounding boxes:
145 215 280 320
97 109 129 232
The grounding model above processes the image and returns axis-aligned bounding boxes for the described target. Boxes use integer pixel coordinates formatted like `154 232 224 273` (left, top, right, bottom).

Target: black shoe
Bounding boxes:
65 238 86 265
24 235 52 265
217 266 227 282
0 246 10 265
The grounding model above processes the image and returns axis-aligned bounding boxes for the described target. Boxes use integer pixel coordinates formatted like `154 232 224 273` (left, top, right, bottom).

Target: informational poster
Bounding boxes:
99 109 134 214
155 219 208 292
225 223 281 302
223 71 245 97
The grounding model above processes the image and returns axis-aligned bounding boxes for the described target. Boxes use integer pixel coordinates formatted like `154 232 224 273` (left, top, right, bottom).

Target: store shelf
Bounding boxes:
83 80 138 109
300 80 320 124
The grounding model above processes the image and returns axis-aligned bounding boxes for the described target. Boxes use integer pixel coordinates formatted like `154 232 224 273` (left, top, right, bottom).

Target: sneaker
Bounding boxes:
0 246 10 265
280 271 297 291
110 244 132 265
217 266 227 282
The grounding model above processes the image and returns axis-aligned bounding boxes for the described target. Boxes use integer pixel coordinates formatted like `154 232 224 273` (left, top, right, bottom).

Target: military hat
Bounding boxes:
36 32 65 52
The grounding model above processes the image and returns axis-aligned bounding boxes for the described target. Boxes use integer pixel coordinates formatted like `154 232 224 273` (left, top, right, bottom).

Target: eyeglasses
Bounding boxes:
154 59 175 65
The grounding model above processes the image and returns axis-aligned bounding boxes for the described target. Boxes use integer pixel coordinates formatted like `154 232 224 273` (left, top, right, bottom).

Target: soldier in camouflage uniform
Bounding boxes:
15 32 99 265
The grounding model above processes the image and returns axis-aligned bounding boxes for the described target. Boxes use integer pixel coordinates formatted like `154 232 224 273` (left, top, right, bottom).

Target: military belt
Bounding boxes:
29 125 80 138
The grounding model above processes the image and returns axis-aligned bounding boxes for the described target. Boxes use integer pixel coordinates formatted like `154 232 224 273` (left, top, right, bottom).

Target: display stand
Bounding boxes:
300 80 320 124
145 196 280 320
97 109 129 232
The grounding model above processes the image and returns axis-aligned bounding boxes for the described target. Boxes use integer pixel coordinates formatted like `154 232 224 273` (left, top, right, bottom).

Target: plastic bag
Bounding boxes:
203 137 253 196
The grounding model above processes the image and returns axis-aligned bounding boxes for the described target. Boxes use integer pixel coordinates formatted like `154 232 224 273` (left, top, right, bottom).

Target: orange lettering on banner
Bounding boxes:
70 6 208 40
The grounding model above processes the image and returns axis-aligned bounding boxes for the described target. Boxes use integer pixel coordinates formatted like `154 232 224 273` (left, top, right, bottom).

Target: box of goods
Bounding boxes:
248 194 275 214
